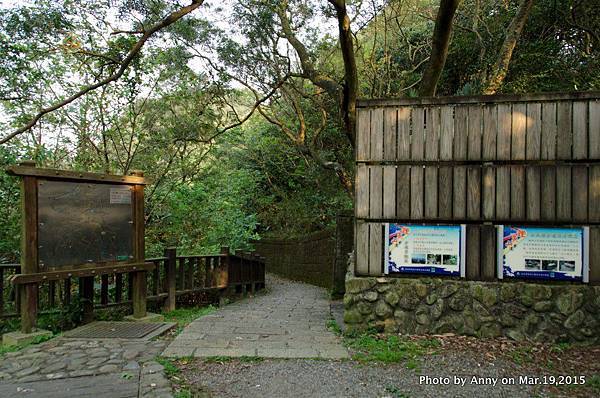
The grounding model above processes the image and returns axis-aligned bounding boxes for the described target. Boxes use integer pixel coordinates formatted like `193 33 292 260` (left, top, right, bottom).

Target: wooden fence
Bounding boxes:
355 91 600 282
0 247 265 320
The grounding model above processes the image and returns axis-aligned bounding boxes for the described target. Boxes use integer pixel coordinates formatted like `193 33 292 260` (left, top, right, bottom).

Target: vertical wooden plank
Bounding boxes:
164 247 176 311
383 166 396 218
511 103 527 160
573 101 588 159
511 166 526 219
541 167 557 221
453 106 468 219
573 167 588 222
590 227 600 283
526 103 542 159
541 102 557 160
439 168 453 219
467 167 481 220
369 166 383 219
397 107 411 160
480 225 497 281
466 225 481 280
468 105 482 159
496 166 510 220
384 108 397 160
371 108 384 161
526 103 542 221
411 107 425 219
482 105 497 160
63 277 71 306
439 106 454 160
526 166 541 221
439 106 453 219
590 101 600 225
590 101 600 159
557 101 573 159
497 104 512 160
356 109 370 160
356 164 369 218
396 166 410 218
355 222 369 276
369 223 383 276
425 107 440 218
48 280 56 308
482 167 495 220
589 166 600 222
509 97 525 221
556 166 572 221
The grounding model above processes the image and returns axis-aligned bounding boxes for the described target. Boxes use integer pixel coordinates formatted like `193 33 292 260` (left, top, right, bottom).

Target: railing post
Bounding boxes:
164 247 177 312
219 246 232 306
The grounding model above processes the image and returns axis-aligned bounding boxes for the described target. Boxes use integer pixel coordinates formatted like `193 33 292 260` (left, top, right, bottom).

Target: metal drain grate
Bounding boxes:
63 321 172 339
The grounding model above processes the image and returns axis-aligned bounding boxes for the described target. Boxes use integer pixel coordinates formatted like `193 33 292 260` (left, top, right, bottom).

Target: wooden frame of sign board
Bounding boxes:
6 161 153 334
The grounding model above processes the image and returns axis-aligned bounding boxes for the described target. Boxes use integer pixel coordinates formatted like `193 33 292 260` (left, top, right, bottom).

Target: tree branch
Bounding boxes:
0 0 204 145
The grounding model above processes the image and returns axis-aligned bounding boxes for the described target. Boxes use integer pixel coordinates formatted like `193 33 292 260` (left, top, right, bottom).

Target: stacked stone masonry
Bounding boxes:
344 276 600 344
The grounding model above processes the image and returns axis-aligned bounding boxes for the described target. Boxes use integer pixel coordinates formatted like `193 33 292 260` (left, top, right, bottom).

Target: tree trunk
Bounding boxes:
329 0 358 148
482 0 535 95
419 0 462 97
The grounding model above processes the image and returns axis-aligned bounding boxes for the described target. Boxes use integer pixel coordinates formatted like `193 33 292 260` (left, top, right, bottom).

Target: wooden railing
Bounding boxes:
0 247 265 320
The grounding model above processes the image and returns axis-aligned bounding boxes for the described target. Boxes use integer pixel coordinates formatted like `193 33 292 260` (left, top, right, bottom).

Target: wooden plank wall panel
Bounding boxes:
369 166 383 219
384 109 397 160
397 107 412 219
541 102 557 221
355 222 369 275
424 107 440 219
355 95 600 279
355 164 369 218
453 106 468 219
482 104 497 221
411 108 425 219
369 223 382 275
357 109 370 160
439 106 454 219
526 104 542 221
383 166 396 218
467 106 482 220
371 109 384 161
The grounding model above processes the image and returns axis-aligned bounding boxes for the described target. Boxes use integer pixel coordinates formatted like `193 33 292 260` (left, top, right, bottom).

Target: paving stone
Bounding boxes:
69 369 95 377
86 357 108 367
15 366 41 378
123 361 140 371
44 360 67 373
98 364 119 373
45 372 67 380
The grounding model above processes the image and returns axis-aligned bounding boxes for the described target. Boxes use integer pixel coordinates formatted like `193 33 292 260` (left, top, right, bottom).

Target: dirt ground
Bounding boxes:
168 334 600 398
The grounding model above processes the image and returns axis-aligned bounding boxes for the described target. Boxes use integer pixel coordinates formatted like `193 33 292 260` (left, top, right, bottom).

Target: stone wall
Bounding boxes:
344 276 600 343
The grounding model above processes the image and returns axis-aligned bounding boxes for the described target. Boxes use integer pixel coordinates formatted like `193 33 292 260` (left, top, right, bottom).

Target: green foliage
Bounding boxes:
326 319 342 336
162 305 216 334
156 357 181 377
0 332 54 356
344 331 440 366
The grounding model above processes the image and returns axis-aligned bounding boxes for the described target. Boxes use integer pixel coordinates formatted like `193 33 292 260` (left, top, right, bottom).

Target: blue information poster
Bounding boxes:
385 224 465 277
498 226 589 281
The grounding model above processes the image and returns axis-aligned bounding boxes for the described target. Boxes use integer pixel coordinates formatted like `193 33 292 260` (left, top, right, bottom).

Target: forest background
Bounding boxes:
0 0 598 262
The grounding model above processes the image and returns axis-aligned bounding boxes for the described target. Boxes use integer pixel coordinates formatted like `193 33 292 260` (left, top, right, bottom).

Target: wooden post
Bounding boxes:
130 170 147 319
80 276 94 324
20 160 38 334
164 247 177 312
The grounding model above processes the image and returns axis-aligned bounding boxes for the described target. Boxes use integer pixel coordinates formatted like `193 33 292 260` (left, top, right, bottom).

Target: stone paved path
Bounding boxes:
163 275 349 359
0 338 172 397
